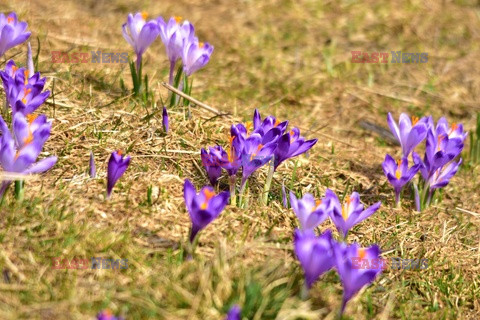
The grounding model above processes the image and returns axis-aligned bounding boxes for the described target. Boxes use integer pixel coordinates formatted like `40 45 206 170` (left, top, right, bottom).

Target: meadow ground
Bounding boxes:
0 0 479 319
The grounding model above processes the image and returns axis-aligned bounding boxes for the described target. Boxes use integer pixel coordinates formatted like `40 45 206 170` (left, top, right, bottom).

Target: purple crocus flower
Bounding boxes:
0 12 31 57
251 109 288 140
294 229 334 289
332 241 383 314
0 113 57 196
201 146 227 185
326 189 381 239
239 133 277 187
289 192 330 230
0 64 50 115
427 159 462 190
219 128 245 177
382 154 420 205
387 112 428 156
415 125 464 181
27 42 34 76
122 12 160 71
274 127 317 170
106 150 131 199
225 305 241 320
162 106 169 133
96 309 124 320
183 179 229 242
181 35 214 77
89 151 96 178
157 16 194 84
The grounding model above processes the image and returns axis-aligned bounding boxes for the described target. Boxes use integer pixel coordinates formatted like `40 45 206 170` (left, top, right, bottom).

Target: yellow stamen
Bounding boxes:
21 88 32 104
245 121 253 134
174 16 183 23
341 196 352 220
358 248 366 260
200 188 216 210
411 116 419 126
395 159 402 179
199 42 205 49
141 12 148 20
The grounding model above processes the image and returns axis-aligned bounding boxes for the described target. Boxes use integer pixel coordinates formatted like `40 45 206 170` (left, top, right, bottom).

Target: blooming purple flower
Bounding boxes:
89 151 96 178
184 179 229 242
0 113 57 197
326 189 381 239
107 150 131 199
225 305 241 320
0 61 50 115
0 12 31 57
294 229 334 289
239 133 277 186
157 16 194 83
251 109 288 140
122 12 160 70
274 127 317 170
201 146 228 185
382 154 420 205
332 241 383 314
181 35 213 77
96 309 124 320
162 106 169 133
289 192 330 230
426 158 462 190
387 112 428 156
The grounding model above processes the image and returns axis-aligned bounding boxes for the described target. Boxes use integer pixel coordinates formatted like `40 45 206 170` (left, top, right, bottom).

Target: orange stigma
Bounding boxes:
395 159 402 179
174 16 183 23
21 88 32 104
200 188 216 210
23 132 33 145
358 248 366 260
449 123 458 135
289 130 295 136
7 17 14 24
411 116 419 126
245 121 253 134
311 199 322 212
24 70 29 84
117 149 123 156
26 114 37 124
274 119 281 127
11 65 18 76
250 144 263 161
141 12 148 20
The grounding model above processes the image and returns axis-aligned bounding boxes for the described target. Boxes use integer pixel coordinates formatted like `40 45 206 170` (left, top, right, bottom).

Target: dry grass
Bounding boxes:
0 0 479 319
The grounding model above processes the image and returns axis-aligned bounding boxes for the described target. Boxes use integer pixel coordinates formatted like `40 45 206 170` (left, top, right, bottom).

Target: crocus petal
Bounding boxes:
24 156 57 174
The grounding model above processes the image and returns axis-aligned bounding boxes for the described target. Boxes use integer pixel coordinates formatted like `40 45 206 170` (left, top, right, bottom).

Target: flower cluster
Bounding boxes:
290 190 382 314
384 113 466 209
201 109 317 205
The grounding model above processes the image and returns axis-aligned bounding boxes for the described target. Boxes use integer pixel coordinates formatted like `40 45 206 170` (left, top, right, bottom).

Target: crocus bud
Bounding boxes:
162 106 169 133
27 42 34 76
107 150 131 199
89 151 96 178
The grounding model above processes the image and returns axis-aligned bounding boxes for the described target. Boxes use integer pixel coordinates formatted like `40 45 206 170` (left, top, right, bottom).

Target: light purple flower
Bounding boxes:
183 179 229 242
289 192 330 230
332 241 383 314
427 159 462 190
327 190 381 239
157 16 194 84
274 127 317 170
201 146 227 185
387 112 428 156
181 36 213 76
0 12 31 57
382 154 420 204
294 229 334 289
225 305 241 320
0 113 57 197
107 150 131 199
122 12 160 70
